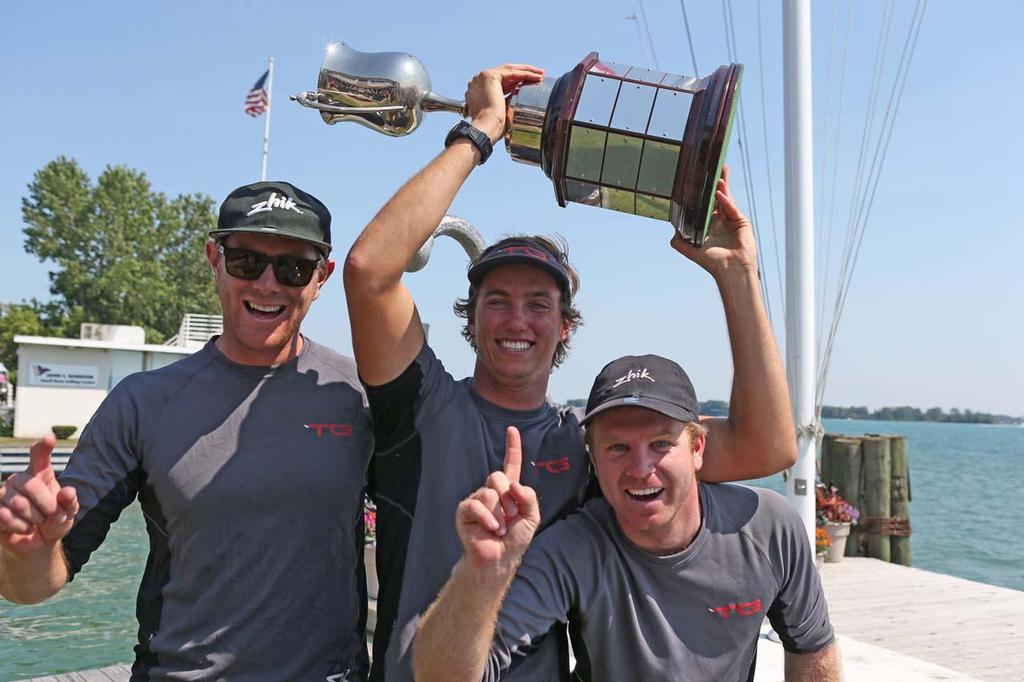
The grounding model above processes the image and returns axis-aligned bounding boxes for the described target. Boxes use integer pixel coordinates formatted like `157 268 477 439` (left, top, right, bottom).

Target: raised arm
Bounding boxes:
344 64 544 386
785 642 842 681
413 428 540 682
672 166 797 481
0 435 78 604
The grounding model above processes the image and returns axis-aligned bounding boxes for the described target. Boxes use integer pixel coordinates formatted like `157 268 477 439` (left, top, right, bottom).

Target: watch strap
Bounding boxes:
444 120 493 165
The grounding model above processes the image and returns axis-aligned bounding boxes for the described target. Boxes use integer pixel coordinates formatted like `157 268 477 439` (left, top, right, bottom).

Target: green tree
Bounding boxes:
0 304 45 385
0 301 85 385
21 157 219 343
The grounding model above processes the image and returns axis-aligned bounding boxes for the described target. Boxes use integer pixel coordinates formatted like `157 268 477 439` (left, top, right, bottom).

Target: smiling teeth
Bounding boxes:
249 303 284 313
501 341 532 351
627 487 663 496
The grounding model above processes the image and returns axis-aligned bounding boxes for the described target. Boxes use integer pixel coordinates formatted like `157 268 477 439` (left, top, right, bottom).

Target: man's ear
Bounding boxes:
205 240 219 276
691 432 706 472
310 260 336 302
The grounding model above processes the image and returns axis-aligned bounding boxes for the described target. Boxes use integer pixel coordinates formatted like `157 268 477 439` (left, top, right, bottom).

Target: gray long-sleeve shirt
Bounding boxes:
59 338 374 681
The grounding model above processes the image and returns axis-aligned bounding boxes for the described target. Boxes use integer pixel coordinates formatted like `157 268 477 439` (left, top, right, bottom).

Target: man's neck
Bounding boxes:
215 333 304 367
471 362 549 412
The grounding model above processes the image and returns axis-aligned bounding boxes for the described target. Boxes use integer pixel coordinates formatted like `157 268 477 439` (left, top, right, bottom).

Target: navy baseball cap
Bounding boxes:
582 354 700 425
211 181 332 255
467 238 571 294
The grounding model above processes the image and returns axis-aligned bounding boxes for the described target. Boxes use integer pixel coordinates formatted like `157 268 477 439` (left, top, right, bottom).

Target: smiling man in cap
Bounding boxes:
414 354 840 682
0 181 374 681
345 64 797 682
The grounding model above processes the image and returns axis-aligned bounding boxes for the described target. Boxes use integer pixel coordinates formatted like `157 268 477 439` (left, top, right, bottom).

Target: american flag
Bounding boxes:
244 70 269 117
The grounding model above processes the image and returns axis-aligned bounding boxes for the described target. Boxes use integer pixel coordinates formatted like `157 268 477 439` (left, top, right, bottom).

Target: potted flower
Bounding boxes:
364 495 378 599
815 527 832 569
815 483 859 562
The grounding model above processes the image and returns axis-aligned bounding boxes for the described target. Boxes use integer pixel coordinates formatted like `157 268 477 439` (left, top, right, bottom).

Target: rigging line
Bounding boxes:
722 0 774 326
818 0 855 380
834 0 927 342
815 0 840 367
755 0 785 320
679 0 700 76
637 0 661 70
819 0 888 399
821 0 895 391
627 0 656 69
818 0 926 408
724 0 770 321
837 0 896 290
850 0 924 254
844 0 897 274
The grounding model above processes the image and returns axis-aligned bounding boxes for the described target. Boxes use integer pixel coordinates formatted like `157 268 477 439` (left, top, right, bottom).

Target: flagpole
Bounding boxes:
261 57 274 181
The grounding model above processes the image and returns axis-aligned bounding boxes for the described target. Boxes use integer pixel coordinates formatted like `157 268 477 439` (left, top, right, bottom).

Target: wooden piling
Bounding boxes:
861 435 892 562
820 433 840 486
823 436 864 556
890 435 912 566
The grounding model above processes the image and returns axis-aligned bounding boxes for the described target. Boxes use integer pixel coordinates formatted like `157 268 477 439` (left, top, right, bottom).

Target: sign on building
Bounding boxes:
28 363 99 387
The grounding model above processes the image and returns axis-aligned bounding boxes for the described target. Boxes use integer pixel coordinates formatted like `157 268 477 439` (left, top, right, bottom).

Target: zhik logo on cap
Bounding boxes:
247 192 304 217
612 368 655 388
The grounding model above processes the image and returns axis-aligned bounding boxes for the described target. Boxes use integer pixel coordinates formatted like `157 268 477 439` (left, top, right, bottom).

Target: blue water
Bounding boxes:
746 419 1024 592
1 419 1021 679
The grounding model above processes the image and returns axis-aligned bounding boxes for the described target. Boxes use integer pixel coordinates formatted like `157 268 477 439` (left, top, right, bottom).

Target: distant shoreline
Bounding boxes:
562 400 1022 425
825 416 1023 426
819 406 1022 426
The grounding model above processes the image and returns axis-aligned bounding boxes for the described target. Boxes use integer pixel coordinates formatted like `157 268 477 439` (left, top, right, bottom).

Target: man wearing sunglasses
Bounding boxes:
0 181 374 681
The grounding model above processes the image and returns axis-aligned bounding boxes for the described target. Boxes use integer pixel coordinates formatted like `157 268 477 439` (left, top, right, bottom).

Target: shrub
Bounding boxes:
51 425 77 440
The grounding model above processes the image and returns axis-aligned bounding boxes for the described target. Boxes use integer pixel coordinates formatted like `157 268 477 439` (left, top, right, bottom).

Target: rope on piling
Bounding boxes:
861 516 911 537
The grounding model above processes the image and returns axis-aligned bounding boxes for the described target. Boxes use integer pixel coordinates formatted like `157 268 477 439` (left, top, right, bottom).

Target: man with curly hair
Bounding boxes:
344 64 796 682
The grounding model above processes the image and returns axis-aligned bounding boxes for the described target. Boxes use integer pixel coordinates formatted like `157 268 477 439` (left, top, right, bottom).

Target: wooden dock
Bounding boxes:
20 665 132 681
819 557 1023 681
18 561 1024 681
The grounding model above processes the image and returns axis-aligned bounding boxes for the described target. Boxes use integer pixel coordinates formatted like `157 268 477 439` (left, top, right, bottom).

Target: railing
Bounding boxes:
164 314 223 348
0 449 71 479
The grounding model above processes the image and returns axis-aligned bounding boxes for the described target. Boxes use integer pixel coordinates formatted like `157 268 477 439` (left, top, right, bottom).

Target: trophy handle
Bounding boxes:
405 215 485 273
421 92 467 117
290 91 407 115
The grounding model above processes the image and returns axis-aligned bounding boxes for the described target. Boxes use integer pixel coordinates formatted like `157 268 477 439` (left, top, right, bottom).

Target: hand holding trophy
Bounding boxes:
292 43 741 246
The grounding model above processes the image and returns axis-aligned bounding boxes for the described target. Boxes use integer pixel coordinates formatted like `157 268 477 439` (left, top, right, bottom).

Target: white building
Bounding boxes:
12 316 221 439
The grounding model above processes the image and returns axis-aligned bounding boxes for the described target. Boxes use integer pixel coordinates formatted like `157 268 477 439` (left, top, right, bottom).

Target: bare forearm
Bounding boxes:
704 267 796 480
0 543 68 604
785 643 841 681
414 558 515 682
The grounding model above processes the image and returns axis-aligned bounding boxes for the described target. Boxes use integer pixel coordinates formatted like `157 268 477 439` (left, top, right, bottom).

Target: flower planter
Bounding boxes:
365 544 378 599
823 522 851 563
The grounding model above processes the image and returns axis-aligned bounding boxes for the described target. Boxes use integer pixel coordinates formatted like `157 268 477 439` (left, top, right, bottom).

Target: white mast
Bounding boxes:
261 57 274 181
783 0 817 547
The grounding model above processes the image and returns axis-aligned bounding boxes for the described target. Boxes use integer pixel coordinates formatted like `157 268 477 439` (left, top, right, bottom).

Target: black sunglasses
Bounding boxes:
218 245 323 287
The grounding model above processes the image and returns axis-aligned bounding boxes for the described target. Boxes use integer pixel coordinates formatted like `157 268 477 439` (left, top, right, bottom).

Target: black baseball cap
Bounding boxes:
467 238 571 295
582 354 700 425
211 181 332 255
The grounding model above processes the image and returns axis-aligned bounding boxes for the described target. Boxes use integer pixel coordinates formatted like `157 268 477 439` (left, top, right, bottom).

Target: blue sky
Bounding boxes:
2 0 1021 416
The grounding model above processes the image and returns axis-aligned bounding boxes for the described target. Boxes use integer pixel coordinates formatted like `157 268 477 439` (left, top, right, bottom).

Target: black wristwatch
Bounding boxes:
444 120 493 165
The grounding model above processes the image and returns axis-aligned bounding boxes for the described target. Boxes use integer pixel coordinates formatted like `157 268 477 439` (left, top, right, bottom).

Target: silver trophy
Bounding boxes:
293 43 742 245
291 42 464 137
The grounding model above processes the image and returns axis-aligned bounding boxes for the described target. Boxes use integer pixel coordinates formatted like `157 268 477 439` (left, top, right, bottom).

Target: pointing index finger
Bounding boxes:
29 434 56 476
503 426 522 484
